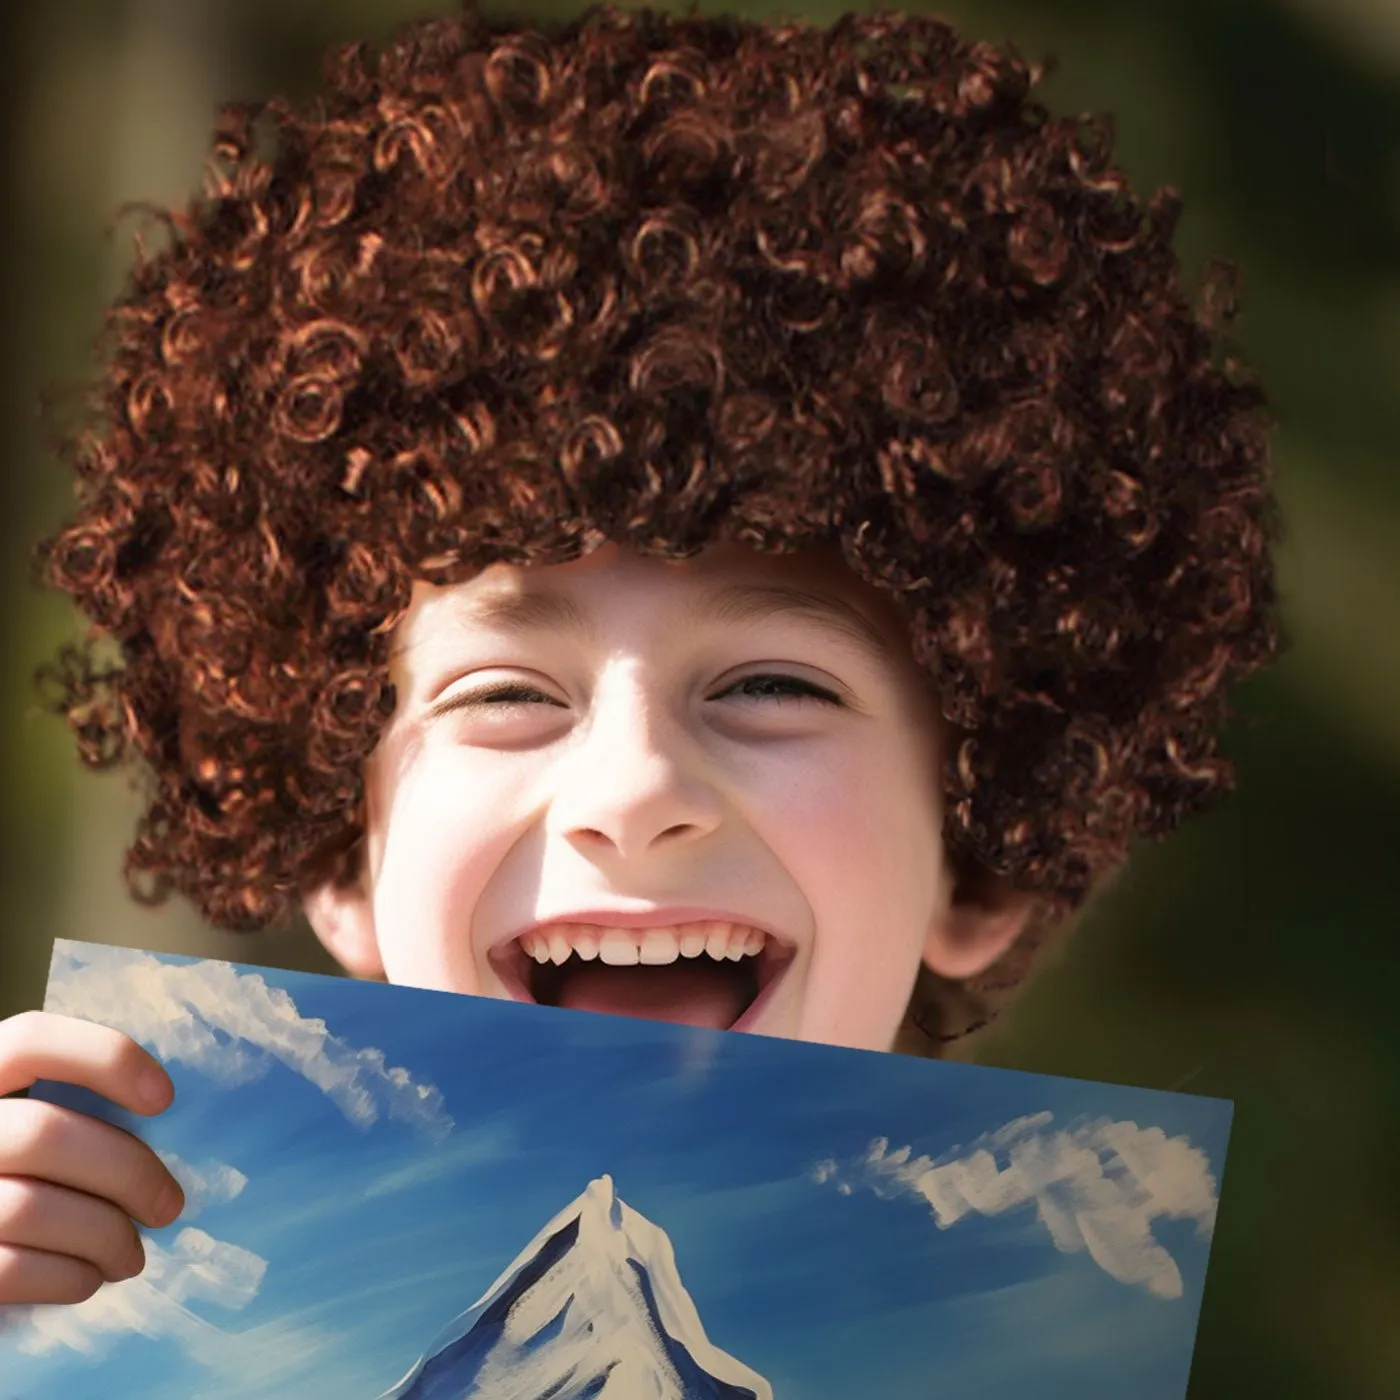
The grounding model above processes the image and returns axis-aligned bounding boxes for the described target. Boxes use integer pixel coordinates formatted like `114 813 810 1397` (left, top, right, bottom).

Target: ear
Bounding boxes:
301 843 385 980
922 865 1037 983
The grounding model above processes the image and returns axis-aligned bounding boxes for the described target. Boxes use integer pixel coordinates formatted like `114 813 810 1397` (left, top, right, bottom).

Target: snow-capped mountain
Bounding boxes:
376 1175 773 1400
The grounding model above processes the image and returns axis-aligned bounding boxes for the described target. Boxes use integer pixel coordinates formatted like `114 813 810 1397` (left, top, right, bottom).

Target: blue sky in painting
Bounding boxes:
0 941 1231 1400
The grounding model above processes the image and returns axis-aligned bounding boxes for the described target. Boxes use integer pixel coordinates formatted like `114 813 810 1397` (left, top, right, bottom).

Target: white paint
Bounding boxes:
379 1175 772 1399
46 940 452 1141
814 1114 1221 1301
155 1150 248 1222
4 1227 266 1360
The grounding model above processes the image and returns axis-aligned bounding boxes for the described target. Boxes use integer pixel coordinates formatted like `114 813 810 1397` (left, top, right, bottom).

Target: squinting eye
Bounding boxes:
437 681 564 714
433 672 843 718
717 673 843 705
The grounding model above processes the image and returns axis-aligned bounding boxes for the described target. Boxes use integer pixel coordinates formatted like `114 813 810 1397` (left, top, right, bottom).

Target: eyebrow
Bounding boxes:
440 580 898 669
696 583 896 667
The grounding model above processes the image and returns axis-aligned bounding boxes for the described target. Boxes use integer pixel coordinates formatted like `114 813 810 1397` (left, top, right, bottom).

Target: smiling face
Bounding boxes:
303 543 1029 1052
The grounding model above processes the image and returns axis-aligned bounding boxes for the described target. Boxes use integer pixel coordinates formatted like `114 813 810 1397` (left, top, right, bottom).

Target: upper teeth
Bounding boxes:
519 921 768 967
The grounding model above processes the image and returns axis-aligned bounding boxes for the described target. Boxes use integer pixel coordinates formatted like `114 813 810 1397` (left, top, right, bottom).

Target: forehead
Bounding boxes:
393 543 916 671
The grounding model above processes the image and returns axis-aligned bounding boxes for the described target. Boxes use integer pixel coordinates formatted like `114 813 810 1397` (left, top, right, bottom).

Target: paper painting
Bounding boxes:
0 940 1231 1398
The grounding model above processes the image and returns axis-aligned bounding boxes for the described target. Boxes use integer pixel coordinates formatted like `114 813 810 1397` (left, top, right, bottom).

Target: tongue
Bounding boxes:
555 963 749 1029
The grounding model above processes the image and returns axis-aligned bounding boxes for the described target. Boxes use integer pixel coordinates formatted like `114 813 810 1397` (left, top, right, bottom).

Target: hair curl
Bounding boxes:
36 4 1280 1046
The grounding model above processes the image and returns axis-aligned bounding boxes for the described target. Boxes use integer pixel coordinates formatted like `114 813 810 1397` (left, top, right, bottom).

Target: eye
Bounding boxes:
714 672 844 705
434 680 565 716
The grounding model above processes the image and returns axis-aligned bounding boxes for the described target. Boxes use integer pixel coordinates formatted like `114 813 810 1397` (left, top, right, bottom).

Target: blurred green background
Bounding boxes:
0 0 1396 1395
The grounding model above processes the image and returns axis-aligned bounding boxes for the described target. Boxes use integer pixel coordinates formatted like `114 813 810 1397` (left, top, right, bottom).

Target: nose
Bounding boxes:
548 666 723 861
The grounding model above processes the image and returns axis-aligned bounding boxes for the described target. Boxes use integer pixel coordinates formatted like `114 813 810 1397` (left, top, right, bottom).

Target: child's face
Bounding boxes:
304 543 1026 1051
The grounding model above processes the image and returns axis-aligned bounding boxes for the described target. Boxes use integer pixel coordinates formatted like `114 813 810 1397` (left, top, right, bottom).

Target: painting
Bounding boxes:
1 941 1231 1398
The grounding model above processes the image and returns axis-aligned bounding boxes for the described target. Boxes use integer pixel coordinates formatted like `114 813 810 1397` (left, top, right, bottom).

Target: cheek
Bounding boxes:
761 737 944 1041
366 751 524 985
764 739 943 921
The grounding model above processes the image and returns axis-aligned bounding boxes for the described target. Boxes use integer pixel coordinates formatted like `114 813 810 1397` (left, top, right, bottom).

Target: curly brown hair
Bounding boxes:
36 3 1279 1046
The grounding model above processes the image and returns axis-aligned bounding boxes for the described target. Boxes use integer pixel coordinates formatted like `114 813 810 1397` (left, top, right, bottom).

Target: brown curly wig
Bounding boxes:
36 4 1280 1046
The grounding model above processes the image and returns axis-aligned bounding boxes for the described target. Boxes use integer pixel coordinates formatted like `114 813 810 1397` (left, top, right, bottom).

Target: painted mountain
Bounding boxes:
376 1175 773 1400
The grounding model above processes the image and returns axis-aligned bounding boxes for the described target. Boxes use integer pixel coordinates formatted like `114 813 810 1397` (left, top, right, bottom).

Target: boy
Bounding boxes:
0 4 1278 1310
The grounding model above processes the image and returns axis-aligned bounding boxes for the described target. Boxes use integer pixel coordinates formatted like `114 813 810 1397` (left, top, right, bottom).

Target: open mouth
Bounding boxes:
487 921 795 1032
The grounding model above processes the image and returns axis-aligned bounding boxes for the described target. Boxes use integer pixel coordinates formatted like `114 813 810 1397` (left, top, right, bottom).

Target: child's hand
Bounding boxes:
0 1011 184 1305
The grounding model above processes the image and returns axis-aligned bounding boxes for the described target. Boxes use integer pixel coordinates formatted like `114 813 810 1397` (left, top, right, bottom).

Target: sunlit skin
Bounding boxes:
304 543 1029 1053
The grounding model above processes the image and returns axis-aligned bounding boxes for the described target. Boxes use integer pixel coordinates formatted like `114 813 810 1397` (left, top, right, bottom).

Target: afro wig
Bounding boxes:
37 4 1281 1044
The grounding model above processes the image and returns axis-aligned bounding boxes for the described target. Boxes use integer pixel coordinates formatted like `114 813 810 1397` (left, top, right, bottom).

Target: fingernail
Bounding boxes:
152 1181 183 1227
124 1239 147 1279
139 1068 171 1109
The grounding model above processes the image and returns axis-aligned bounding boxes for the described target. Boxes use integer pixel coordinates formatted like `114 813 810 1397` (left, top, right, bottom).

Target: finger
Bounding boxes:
0 1243 105 1306
0 1011 173 1114
1 1100 183 1231
0 1176 146 1284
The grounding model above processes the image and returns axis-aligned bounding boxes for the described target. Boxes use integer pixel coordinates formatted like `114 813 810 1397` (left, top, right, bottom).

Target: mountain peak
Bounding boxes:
579 1174 621 1231
378 1178 772 1399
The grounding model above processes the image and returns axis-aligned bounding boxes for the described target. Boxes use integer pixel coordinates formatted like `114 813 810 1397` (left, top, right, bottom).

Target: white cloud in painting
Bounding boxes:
3 1227 266 1360
811 1113 1219 1300
156 1152 248 1222
47 941 452 1141
178 1311 340 1400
